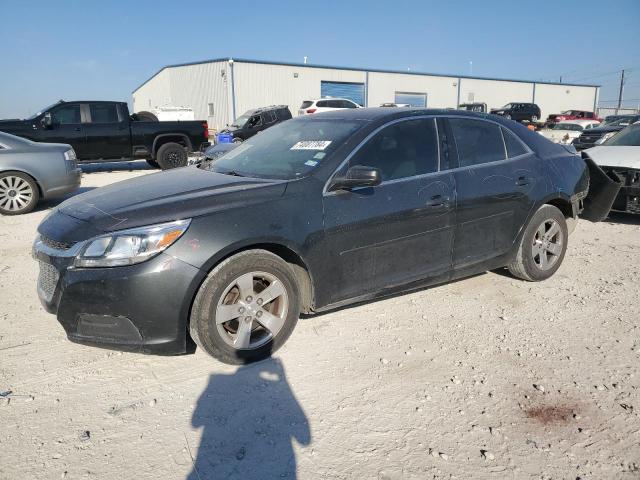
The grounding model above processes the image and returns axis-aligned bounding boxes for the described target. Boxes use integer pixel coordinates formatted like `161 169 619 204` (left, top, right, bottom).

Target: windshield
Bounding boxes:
204 119 364 180
607 117 638 127
553 123 582 131
560 110 576 115
231 114 251 128
499 104 512 110
604 125 640 146
26 102 60 120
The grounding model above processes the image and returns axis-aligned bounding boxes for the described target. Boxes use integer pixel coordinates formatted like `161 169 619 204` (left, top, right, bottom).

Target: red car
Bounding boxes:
547 110 602 124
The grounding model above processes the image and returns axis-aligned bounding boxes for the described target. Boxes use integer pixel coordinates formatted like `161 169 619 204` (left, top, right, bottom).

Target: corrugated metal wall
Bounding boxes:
133 59 599 127
533 84 598 120
132 69 172 113
368 72 458 108
167 61 230 130
458 78 534 112
232 62 367 117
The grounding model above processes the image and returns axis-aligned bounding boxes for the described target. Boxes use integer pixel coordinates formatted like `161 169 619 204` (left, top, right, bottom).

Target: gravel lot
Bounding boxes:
1 162 639 479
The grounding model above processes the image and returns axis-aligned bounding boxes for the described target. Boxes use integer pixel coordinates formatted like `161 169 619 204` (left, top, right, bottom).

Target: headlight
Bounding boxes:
64 149 77 161
595 132 616 145
74 219 191 268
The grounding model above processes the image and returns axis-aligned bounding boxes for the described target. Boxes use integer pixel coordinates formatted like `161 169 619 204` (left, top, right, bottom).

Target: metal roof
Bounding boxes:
132 57 600 94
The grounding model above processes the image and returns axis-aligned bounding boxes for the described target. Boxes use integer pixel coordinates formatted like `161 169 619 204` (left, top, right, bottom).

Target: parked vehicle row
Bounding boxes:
0 100 210 170
573 115 640 150
33 108 618 363
537 120 601 144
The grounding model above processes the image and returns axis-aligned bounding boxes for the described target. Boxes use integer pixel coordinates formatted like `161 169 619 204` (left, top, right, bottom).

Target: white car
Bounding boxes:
298 98 361 116
585 124 640 214
538 120 601 144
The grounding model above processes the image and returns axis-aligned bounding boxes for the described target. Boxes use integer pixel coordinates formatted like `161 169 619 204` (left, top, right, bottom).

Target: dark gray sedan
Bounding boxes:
0 132 81 215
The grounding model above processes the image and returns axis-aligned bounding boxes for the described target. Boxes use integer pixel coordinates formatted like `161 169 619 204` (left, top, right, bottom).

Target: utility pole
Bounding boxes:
617 69 625 113
559 76 562 83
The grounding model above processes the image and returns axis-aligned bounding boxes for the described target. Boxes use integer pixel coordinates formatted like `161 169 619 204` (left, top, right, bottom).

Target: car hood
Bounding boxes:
585 146 640 169
582 125 624 134
40 167 287 240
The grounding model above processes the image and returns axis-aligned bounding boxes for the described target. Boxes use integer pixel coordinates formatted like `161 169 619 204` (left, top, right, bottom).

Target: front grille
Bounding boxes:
578 134 601 144
37 261 59 302
41 236 75 251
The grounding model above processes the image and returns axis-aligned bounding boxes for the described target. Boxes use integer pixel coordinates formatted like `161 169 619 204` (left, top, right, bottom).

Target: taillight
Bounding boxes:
306 108 317 114
203 121 209 138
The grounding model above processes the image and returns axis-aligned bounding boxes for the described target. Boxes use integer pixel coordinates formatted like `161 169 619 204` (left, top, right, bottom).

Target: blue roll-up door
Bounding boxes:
395 92 427 107
321 81 365 106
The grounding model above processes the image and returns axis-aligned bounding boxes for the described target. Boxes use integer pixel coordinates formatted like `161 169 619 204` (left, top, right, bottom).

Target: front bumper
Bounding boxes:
33 237 202 354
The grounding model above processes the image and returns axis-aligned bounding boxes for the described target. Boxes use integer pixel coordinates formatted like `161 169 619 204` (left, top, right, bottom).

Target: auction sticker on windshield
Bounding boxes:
290 140 332 150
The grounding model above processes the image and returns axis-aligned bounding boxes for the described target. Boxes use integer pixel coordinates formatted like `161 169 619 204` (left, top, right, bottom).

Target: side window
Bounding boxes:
449 118 506 166
349 118 439 182
501 127 529 158
89 103 119 123
248 115 262 127
263 111 277 123
51 105 81 124
341 100 357 109
316 100 329 108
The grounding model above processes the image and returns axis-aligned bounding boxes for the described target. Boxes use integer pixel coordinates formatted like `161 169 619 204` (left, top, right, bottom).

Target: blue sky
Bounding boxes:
1 0 639 118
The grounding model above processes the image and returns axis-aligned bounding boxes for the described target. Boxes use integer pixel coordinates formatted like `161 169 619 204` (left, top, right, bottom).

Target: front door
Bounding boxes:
446 117 539 268
44 103 86 157
322 117 455 303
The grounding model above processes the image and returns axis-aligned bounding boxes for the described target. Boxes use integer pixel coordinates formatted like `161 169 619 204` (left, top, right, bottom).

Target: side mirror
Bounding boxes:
329 165 382 191
41 112 53 129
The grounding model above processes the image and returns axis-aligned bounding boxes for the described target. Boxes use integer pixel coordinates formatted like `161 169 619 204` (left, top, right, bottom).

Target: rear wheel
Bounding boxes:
0 172 39 215
189 250 301 364
156 142 187 169
508 205 568 281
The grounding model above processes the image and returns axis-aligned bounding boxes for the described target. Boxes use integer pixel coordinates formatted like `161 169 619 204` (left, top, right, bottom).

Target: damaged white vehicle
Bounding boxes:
586 124 640 214
538 120 601 144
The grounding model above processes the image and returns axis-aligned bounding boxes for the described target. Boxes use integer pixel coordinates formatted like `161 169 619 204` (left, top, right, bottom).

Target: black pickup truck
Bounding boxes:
0 100 210 169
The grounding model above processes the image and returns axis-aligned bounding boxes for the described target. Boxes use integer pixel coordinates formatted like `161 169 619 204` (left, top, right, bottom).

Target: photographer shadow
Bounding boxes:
187 357 310 479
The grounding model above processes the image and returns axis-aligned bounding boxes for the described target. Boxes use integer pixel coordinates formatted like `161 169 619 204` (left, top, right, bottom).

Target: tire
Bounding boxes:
131 111 158 122
504 114 512 120
156 142 188 169
189 249 301 364
508 205 568 281
146 159 160 169
531 115 538 123
0 171 40 215
232 137 243 144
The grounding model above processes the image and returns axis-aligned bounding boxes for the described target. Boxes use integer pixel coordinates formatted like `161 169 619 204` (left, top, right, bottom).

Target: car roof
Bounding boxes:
303 107 505 121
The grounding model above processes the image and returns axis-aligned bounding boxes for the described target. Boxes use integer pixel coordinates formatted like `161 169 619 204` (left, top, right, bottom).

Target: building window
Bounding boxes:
394 92 427 108
208 103 214 116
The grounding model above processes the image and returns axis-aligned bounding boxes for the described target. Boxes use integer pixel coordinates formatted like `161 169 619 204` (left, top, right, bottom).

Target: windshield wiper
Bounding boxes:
222 170 245 177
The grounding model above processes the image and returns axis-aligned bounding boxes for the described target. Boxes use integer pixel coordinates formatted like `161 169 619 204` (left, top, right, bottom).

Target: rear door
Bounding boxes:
446 117 539 268
82 103 131 160
322 116 455 302
45 103 86 156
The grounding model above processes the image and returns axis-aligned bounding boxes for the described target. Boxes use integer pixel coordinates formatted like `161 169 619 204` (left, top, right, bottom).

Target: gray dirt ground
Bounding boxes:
1 162 639 479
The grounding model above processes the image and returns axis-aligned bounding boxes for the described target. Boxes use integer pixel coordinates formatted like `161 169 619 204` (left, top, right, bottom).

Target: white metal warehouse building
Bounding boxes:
132 57 600 130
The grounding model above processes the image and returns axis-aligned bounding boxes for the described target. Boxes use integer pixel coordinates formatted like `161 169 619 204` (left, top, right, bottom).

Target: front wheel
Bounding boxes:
189 250 301 364
0 172 40 215
504 114 512 120
508 205 568 281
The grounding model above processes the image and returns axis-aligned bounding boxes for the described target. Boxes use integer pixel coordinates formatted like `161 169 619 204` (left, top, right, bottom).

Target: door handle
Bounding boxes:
516 176 530 186
426 194 450 207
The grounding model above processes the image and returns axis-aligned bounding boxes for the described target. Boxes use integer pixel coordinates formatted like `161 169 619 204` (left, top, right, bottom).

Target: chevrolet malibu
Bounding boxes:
33 109 613 364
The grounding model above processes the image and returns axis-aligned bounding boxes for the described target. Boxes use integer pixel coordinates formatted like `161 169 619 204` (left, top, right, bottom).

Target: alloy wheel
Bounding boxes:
0 175 34 212
531 219 563 270
215 271 289 350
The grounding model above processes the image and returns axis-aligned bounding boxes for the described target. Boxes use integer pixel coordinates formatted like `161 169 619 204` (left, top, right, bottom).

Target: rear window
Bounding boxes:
90 104 119 123
502 127 529 157
450 118 506 167
300 101 313 109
